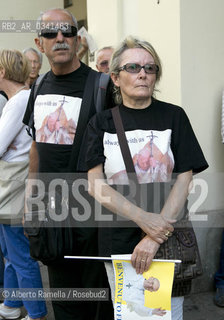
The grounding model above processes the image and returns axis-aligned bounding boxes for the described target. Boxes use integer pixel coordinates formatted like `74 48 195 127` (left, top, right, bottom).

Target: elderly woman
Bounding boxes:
0 50 47 320
85 36 208 320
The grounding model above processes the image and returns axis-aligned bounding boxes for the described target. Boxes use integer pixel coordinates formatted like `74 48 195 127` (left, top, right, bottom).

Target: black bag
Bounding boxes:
24 191 74 265
154 220 203 281
24 69 109 264
111 106 203 282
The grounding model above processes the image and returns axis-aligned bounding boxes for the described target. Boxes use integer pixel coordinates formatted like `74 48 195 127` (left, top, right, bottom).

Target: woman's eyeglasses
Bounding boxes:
118 63 159 74
39 25 77 39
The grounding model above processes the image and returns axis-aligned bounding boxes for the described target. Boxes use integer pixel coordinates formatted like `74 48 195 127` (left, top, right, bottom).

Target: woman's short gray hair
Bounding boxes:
110 36 162 105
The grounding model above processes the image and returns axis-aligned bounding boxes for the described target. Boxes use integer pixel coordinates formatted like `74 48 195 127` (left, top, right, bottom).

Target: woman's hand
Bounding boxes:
152 308 166 316
135 211 175 244
131 236 160 274
88 164 175 244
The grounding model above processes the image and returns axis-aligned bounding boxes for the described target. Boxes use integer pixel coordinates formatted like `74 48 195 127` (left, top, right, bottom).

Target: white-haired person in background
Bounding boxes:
23 47 43 88
96 46 114 73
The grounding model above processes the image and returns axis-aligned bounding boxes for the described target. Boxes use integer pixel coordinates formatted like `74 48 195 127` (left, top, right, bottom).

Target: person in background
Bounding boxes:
85 36 208 320
0 90 7 295
77 36 89 60
96 46 114 73
214 230 224 307
0 248 4 293
0 49 47 320
23 48 43 88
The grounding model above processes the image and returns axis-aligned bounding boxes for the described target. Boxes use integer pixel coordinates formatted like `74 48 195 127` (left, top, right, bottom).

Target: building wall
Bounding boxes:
180 0 224 212
87 0 181 105
66 0 87 22
87 0 123 68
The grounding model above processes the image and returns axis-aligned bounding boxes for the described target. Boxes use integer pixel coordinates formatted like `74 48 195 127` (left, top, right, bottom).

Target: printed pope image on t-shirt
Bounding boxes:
34 94 81 145
104 129 174 185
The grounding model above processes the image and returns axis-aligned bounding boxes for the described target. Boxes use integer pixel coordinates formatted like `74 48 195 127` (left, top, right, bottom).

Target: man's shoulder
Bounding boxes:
33 65 91 97
80 61 92 73
42 62 92 81
67 62 92 79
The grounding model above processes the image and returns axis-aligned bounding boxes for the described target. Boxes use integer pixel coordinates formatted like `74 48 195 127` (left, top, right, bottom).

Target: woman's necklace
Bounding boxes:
14 85 28 95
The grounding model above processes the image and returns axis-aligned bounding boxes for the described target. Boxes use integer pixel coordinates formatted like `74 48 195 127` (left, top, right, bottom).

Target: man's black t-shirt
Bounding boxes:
23 62 97 173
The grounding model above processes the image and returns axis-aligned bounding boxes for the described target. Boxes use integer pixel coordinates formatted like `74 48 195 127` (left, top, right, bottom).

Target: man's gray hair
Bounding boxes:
23 47 43 65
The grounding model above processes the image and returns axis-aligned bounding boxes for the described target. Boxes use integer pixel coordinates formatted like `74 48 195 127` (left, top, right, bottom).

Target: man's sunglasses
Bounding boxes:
118 63 159 74
39 25 77 39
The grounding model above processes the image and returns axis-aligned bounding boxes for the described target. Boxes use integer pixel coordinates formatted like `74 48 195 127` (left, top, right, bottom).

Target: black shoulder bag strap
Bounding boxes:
68 69 97 171
26 73 48 137
111 106 140 200
33 73 47 97
94 72 110 112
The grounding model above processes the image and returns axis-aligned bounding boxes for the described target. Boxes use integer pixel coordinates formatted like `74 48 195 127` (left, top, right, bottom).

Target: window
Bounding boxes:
64 0 73 8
